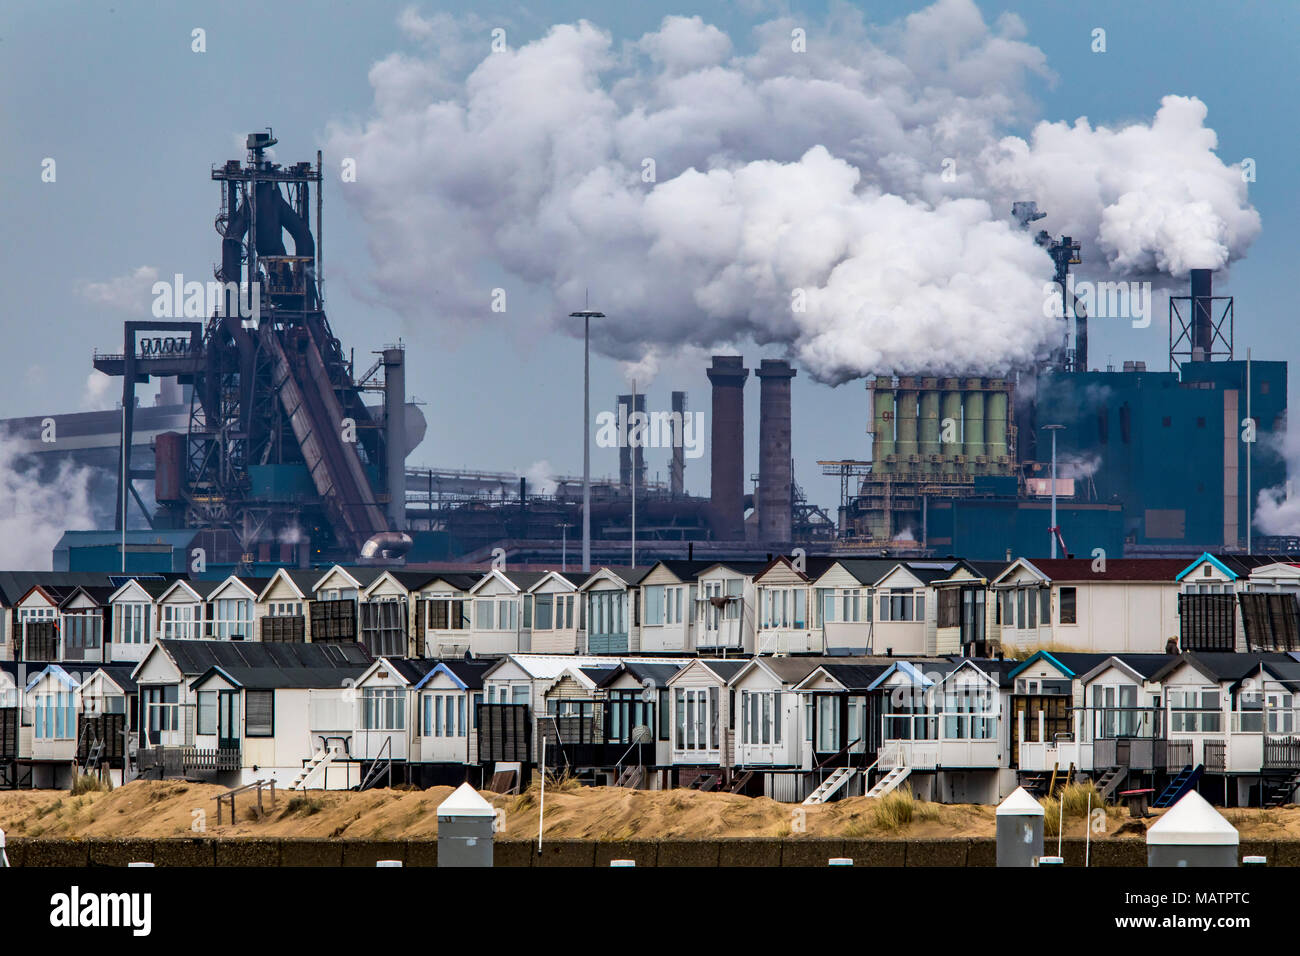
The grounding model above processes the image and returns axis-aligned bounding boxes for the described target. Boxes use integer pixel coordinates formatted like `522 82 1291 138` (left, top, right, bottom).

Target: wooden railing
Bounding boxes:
1204 741 1226 773
1264 736 1300 770
183 747 241 772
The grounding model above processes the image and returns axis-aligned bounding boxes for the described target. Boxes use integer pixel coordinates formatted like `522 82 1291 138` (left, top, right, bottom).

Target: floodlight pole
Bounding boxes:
570 309 605 573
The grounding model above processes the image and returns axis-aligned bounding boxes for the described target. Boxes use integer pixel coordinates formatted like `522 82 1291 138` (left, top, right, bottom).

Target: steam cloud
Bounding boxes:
326 0 1259 384
1255 420 1300 537
0 433 95 569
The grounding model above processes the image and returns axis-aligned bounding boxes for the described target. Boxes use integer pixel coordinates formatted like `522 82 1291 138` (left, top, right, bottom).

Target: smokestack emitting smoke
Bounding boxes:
707 356 747 540
328 1 1259 383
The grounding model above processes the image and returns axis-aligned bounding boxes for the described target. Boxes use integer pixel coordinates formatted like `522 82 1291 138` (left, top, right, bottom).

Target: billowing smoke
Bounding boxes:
1255 419 1300 537
327 1 1259 383
524 460 558 497
0 432 96 569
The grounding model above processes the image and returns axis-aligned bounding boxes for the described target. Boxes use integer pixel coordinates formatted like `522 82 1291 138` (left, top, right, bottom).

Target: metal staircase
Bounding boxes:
288 748 337 791
1153 765 1203 809
865 766 911 799
804 767 858 805
615 764 644 789
1093 767 1128 802
1263 771 1300 809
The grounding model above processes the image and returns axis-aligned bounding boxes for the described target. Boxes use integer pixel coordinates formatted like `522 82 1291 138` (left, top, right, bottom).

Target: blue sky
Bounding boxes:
0 0 1294 511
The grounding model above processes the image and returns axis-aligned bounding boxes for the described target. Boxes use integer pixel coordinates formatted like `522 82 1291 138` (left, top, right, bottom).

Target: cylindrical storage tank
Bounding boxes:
996 787 1045 867
939 380 963 476
872 384 895 473
963 378 986 471
1146 791 1238 867
437 783 496 867
919 378 941 473
154 431 186 503
895 378 919 472
986 381 1009 473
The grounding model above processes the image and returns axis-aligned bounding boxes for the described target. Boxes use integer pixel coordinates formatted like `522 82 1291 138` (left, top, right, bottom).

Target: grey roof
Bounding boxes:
595 660 684 689
436 658 492 690
418 572 483 592
159 639 371 678
0 572 118 605
91 663 139 694
697 659 747 682
813 662 892 690
502 570 548 590
1156 651 1296 684
746 656 837 685
827 559 898 586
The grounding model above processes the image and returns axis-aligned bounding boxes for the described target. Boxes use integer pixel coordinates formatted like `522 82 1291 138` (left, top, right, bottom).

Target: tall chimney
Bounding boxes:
670 391 686 496
633 392 646 492
707 356 748 540
618 394 632 491
383 347 408 531
1191 268 1213 359
757 359 796 544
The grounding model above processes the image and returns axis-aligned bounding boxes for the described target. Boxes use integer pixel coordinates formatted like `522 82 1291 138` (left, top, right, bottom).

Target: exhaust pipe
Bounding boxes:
360 531 413 559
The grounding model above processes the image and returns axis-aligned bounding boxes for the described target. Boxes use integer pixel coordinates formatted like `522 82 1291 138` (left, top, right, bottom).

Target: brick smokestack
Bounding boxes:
757 359 796 544
707 356 748 540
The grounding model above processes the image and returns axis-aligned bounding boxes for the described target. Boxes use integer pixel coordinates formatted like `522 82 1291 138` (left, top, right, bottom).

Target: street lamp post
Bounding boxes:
1044 424 1064 558
570 309 604 573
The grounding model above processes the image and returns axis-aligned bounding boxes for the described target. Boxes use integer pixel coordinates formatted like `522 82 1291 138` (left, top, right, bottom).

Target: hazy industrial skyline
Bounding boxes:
2 0 1296 521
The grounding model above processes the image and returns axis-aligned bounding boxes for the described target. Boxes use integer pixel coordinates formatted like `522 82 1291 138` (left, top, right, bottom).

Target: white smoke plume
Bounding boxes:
76 265 159 313
0 433 96 569
327 1 1259 383
1255 419 1300 537
524 460 558 497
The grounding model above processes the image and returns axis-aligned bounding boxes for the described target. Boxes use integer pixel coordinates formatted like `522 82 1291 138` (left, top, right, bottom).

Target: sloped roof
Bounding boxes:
159 639 371 677
1018 559 1187 582
594 660 684 689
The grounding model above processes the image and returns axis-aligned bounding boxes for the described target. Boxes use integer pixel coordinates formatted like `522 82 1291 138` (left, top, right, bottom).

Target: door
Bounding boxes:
218 691 240 751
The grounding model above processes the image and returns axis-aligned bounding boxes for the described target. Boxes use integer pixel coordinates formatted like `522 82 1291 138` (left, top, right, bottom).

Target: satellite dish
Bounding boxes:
630 725 653 744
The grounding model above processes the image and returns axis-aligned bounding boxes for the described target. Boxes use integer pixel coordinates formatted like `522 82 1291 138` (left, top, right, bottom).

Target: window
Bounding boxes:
942 683 995 740
880 589 919 622
1059 587 1077 624
245 691 274 736
475 600 494 629
115 603 151 644
197 691 218 735
740 690 783 746
361 688 405 731
644 585 664 626
1027 589 1037 628
426 596 468 630
423 693 466 737
609 690 655 744
590 591 626 636
161 602 199 639
142 685 179 744
938 588 960 628
212 598 253 640
675 687 718 751
1016 589 1026 628
511 686 529 707
34 689 74 740
360 598 408 657
62 611 103 659
760 588 808 629
534 594 553 630
267 601 303 617
1169 688 1221 733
